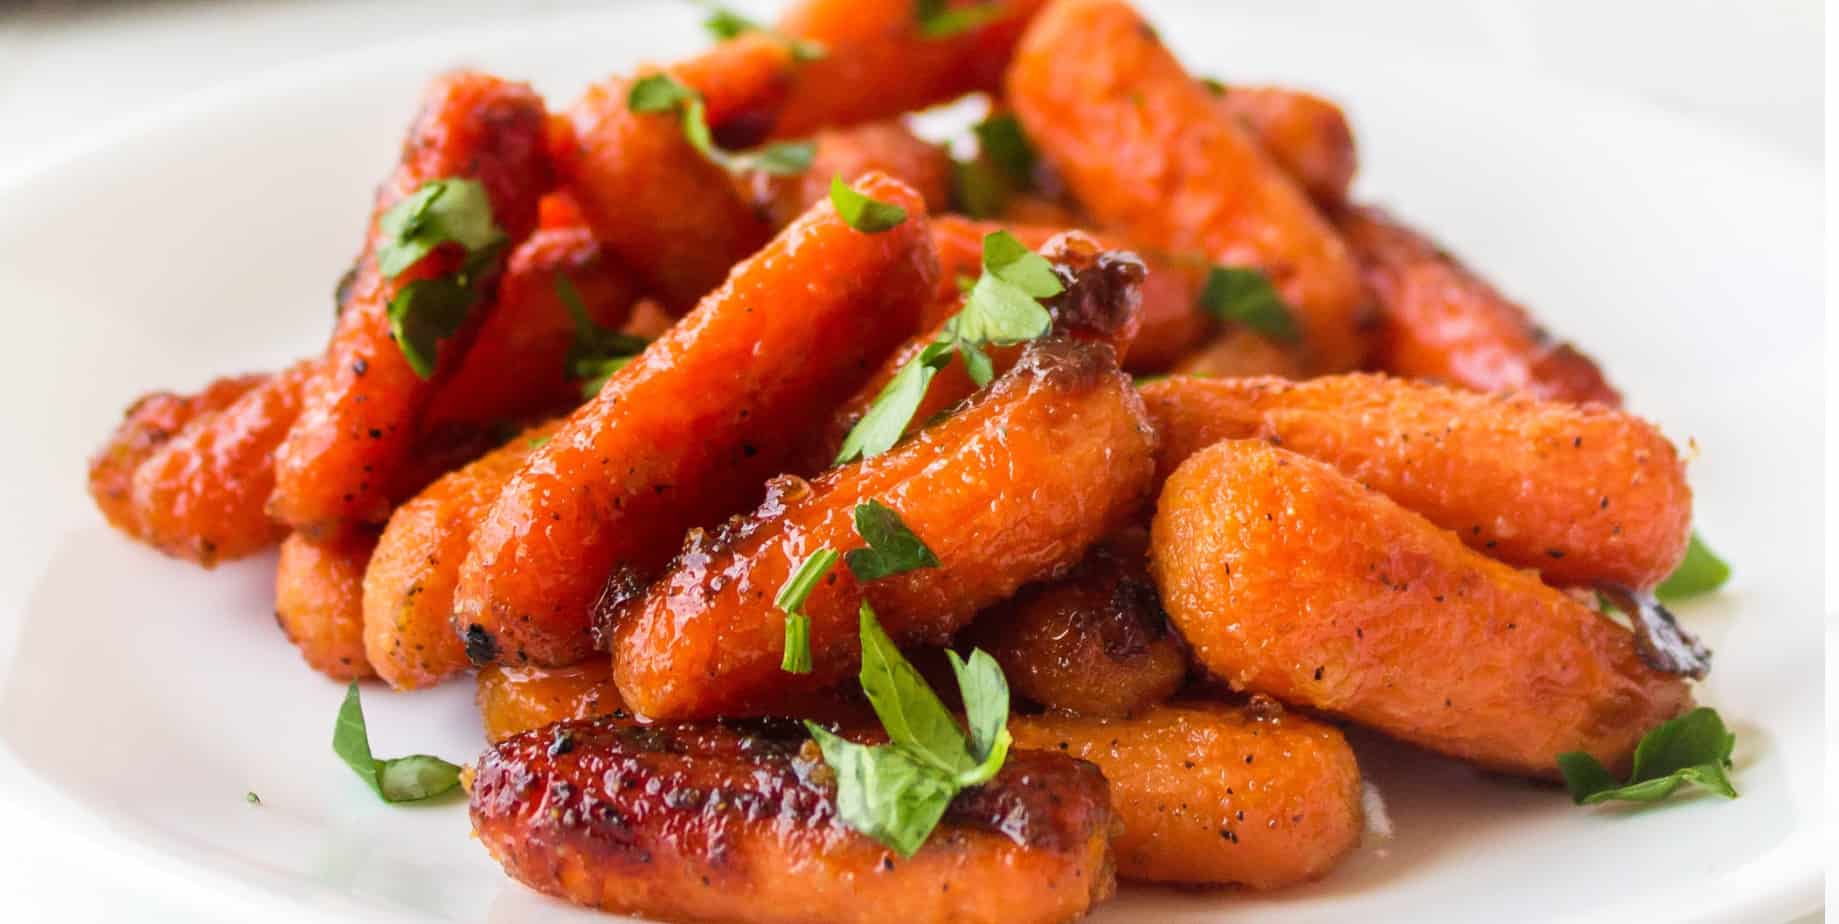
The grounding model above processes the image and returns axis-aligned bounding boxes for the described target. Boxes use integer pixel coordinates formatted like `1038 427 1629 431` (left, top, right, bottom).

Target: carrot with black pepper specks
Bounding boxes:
276 528 380 681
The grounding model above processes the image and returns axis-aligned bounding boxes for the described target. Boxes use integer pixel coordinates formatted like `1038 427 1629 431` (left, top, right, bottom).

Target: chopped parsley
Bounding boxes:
914 0 1006 39
695 1 827 61
1558 707 1738 806
830 175 909 233
332 682 463 803
1197 266 1299 343
1656 531 1731 602
375 178 507 378
949 113 1037 218
776 548 840 673
556 275 648 397
845 499 940 581
627 73 815 176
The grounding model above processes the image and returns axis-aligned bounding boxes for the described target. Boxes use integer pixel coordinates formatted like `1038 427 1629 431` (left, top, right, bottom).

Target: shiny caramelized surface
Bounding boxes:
477 660 636 743
275 528 380 680
1150 440 1692 777
470 717 1115 924
1141 374 1692 588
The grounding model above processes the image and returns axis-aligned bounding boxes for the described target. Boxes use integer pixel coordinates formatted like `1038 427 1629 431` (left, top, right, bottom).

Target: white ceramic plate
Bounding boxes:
0 2 1822 922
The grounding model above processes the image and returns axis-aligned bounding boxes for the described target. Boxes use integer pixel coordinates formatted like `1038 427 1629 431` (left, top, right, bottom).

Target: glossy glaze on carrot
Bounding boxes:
476 660 635 743
1150 440 1693 777
1215 84 1357 209
616 338 1156 719
456 173 938 668
275 528 380 681
270 72 551 531
470 718 1115 924
1140 374 1692 588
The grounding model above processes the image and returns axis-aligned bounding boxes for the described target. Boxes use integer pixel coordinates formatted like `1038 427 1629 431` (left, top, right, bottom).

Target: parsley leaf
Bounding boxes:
946 648 1010 770
835 341 955 463
776 548 839 674
914 0 1005 39
1656 531 1731 602
949 157 1007 218
332 682 462 803
387 252 496 380
805 724 958 857
1557 708 1738 806
1198 266 1300 343
973 114 1035 188
857 603 973 775
1199 76 1228 96
845 499 940 581
557 275 648 396
696 1 827 61
627 73 815 176
375 178 504 279
830 175 910 232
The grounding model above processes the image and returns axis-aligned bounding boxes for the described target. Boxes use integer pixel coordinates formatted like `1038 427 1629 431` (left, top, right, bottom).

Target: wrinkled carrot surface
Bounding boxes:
89 372 267 547
1216 84 1357 209
456 174 938 668
1150 440 1692 777
1140 374 1691 588
275 529 379 681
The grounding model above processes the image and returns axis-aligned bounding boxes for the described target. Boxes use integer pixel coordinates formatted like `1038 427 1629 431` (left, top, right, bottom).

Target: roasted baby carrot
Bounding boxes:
1150 440 1693 777
1139 374 1692 588
1170 327 1303 379
1214 84 1358 209
275 529 380 681
1010 700 1363 888
270 72 551 531
1007 0 1368 372
471 718 1115 924
362 420 563 690
964 529 1186 718
476 660 633 743
89 372 267 545
742 120 952 229
615 338 1156 719
456 173 938 668
1339 204 1621 405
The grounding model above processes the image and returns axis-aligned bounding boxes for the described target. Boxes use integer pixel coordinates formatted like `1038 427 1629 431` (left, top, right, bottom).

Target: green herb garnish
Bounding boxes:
376 178 508 378
845 499 940 581
973 114 1035 188
1656 532 1731 602
777 548 840 674
835 342 955 463
1198 266 1299 343
332 682 463 803
914 0 1006 39
245 791 261 805
695 1 827 60
829 175 910 233
803 602 1012 856
1199 76 1228 96
557 275 649 397
1558 707 1737 806
627 73 815 176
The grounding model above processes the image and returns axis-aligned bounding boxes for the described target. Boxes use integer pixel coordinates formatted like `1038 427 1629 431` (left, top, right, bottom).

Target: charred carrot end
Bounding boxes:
476 660 633 743
1139 373 1692 588
362 421 563 690
270 72 551 531
1215 84 1358 209
744 120 952 231
88 372 268 543
276 529 380 681
456 172 938 669
1339 204 1621 406
1150 440 1693 778
615 338 1157 720
1011 700 1363 888
471 719 1115 924
965 530 1186 718
1007 0 1367 373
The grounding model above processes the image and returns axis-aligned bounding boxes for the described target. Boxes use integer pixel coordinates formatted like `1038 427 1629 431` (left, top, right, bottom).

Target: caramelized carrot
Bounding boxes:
1010 701 1363 887
1007 0 1368 372
456 173 938 668
471 718 1115 924
741 120 952 230
1140 374 1692 588
477 660 633 743
275 529 379 681
270 72 550 531
615 338 1156 719
1339 204 1621 405
1150 440 1692 777
1170 328 1302 379
89 372 267 545
1215 84 1358 209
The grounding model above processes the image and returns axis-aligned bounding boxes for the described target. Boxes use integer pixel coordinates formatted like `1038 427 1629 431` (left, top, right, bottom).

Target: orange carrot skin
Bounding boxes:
615 339 1156 720
743 120 952 230
1150 440 1692 778
1339 205 1621 406
470 719 1115 924
128 360 317 566
456 174 938 668
1216 84 1357 209
271 73 551 532
1169 328 1302 380
1006 0 1367 373
275 529 379 681
477 660 635 743
772 0 1049 138
89 373 267 542
363 420 563 690
965 530 1186 718
1010 701 1363 888
1140 374 1691 588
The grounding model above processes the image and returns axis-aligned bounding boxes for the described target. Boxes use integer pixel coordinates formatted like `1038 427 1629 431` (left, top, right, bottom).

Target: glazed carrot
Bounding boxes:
1339 204 1621 405
420 195 641 431
615 338 1156 719
963 530 1186 718
270 72 551 531
477 660 633 743
1139 374 1692 588
772 0 1049 138
1170 327 1302 379
128 360 317 566
456 173 938 668
1214 84 1358 209
559 37 792 312
1010 701 1363 887
471 718 1115 924
1007 0 1368 372
275 529 380 681
997 192 1089 229
362 420 563 690
742 120 952 229
1150 440 1693 777
89 372 266 542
